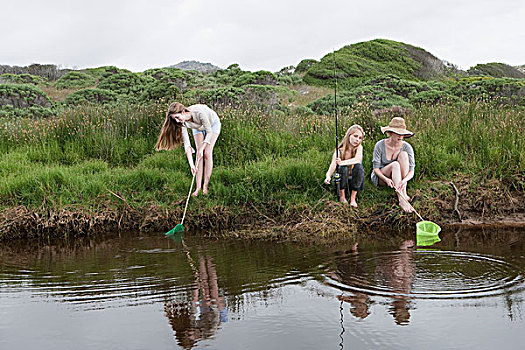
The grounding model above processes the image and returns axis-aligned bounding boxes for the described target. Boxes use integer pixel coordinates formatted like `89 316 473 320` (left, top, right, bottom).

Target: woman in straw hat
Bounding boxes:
371 117 415 212
324 124 365 207
156 102 221 196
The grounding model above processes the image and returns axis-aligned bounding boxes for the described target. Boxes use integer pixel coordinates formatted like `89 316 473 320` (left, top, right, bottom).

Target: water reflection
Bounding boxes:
330 240 416 325
0 228 524 350
376 240 415 325
335 243 371 320
165 241 227 349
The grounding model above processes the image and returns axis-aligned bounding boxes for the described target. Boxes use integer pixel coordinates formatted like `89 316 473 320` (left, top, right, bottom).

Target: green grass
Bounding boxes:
0 100 523 211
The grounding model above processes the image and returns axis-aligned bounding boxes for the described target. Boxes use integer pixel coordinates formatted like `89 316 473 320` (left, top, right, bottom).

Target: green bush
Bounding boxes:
65 88 119 105
450 77 525 105
295 59 317 74
55 71 97 89
0 73 48 85
139 80 181 103
186 86 245 106
277 74 303 85
143 68 202 91
97 72 153 97
303 39 442 87
307 78 416 113
82 66 131 80
409 90 462 105
468 63 525 79
0 83 54 118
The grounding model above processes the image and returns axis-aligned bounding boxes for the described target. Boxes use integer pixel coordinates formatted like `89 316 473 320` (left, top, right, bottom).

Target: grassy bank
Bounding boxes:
0 101 524 238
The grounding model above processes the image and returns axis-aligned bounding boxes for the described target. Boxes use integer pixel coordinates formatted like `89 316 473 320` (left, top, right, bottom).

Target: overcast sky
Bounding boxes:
1 0 523 72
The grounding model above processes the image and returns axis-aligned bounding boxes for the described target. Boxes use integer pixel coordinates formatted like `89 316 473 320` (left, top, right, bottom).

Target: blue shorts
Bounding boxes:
192 117 221 138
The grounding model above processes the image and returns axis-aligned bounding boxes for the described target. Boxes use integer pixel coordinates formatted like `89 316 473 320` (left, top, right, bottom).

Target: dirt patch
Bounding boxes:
1 179 524 242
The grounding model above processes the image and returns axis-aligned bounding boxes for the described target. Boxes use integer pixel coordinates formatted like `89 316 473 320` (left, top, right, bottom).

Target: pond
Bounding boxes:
1 227 524 349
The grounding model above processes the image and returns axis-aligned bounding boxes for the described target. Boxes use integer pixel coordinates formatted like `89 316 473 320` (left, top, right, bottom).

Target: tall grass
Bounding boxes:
0 100 523 209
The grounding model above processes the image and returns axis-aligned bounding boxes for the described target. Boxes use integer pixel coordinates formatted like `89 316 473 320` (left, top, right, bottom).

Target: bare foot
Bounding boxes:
191 189 200 197
399 240 415 250
399 199 413 213
203 187 209 195
340 198 348 204
350 200 358 208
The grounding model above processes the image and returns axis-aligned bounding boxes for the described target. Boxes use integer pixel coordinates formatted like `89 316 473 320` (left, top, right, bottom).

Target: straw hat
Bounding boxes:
380 117 414 137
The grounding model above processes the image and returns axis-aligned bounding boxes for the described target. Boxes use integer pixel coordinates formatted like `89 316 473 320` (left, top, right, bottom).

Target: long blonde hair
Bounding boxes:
155 102 188 151
338 124 364 163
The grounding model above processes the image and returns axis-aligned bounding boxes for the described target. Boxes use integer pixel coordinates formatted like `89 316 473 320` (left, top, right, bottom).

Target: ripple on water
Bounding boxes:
325 250 524 299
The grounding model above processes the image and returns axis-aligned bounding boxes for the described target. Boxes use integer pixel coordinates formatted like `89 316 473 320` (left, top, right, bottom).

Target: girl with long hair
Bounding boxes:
156 102 221 196
324 124 365 207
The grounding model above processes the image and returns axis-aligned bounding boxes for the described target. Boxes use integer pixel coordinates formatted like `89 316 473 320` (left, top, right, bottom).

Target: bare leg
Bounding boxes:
380 162 412 213
202 133 219 195
339 189 347 203
350 190 358 208
397 151 410 201
192 133 205 196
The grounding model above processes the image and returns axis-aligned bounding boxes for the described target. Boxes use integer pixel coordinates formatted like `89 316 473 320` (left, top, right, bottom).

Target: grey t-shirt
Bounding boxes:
371 139 415 185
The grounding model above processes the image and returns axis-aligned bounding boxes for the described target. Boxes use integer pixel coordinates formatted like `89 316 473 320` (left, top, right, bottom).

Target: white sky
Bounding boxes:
1 0 524 73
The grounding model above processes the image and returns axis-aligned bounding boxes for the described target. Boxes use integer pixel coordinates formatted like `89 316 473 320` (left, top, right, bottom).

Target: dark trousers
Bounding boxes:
336 163 364 192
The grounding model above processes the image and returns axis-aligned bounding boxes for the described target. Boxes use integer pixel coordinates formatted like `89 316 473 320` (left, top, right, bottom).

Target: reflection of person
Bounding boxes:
330 242 371 319
165 254 227 349
324 125 365 207
371 117 415 212
156 102 221 196
375 240 415 325
331 240 415 325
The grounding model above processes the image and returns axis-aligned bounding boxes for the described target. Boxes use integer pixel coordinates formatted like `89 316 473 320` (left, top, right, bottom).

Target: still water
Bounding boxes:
1 228 524 350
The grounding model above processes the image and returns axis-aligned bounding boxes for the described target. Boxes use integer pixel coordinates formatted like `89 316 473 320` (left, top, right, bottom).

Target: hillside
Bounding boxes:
468 63 525 78
1 38 524 119
302 39 462 87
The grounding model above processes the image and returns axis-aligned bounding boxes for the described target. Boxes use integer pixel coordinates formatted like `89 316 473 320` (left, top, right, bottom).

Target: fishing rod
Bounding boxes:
332 50 341 197
333 50 339 153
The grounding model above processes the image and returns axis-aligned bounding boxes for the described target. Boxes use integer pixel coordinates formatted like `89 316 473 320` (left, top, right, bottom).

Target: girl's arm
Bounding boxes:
372 140 394 187
182 126 197 173
186 147 196 174
374 167 395 188
337 145 363 166
324 150 338 184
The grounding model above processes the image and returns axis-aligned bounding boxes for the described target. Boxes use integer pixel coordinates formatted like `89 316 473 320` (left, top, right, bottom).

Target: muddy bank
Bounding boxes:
1 180 524 243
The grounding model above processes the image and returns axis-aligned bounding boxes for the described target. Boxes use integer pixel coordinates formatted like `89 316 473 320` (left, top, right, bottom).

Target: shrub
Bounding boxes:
295 59 317 74
55 71 97 89
65 88 119 105
97 72 153 97
409 90 462 105
143 68 198 91
82 66 131 80
307 78 415 113
277 74 303 86
187 86 245 107
450 77 525 105
0 84 54 118
468 63 525 79
0 73 48 85
139 80 181 103
232 71 277 87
